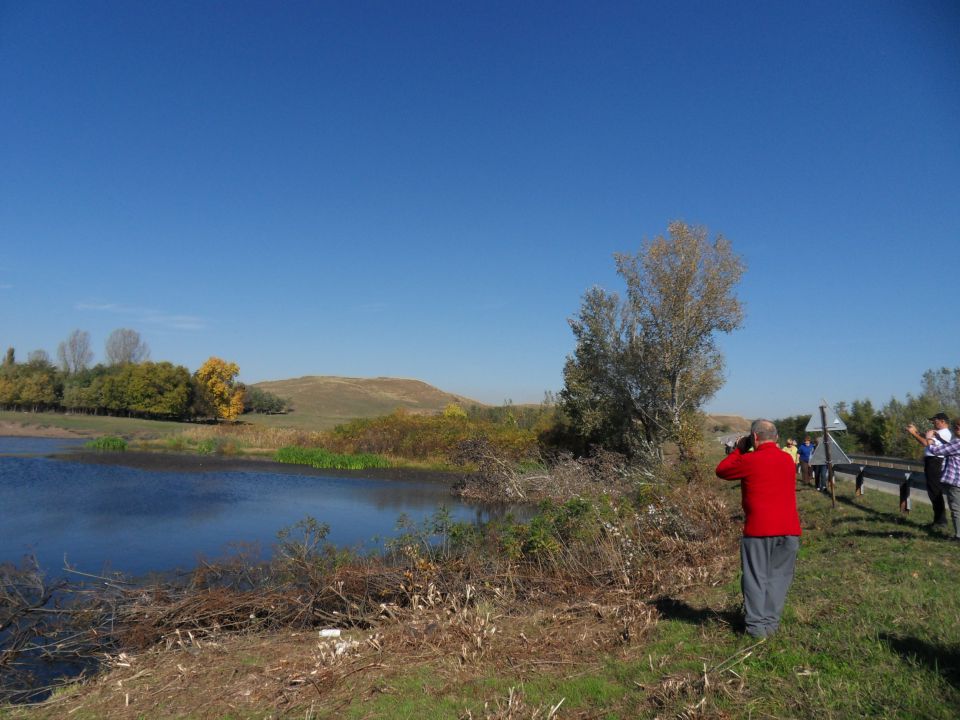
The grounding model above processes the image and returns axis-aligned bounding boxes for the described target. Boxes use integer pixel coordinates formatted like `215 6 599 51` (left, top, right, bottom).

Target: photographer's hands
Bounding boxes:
905 423 931 446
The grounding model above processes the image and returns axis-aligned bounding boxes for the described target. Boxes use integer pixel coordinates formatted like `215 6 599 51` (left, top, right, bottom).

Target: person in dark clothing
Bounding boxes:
797 436 814 486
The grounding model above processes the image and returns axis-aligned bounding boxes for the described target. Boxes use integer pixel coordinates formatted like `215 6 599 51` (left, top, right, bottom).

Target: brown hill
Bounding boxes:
247 376 483 430
703 413 752 435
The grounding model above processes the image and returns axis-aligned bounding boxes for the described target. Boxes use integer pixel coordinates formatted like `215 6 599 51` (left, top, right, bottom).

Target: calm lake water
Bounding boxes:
0 437 498 577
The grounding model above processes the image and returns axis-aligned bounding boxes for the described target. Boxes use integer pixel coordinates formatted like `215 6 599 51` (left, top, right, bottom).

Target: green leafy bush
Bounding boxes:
84 436 127 452
196 438 218 455
385 507 481 559
164 435 187 452
192 437 242 456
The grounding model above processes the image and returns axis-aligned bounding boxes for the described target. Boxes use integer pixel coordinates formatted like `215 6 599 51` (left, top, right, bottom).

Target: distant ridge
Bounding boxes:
703 414 752 435
248 375 484 430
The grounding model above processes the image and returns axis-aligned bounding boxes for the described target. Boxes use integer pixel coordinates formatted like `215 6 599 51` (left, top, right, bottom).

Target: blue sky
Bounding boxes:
1 1 958 418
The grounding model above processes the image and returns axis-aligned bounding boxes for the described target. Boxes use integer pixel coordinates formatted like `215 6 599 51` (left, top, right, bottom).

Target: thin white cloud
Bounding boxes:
76 302 206 331
0 283 13 290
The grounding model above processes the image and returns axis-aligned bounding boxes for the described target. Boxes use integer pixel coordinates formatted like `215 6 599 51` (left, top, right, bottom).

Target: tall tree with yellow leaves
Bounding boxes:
193 357 245 421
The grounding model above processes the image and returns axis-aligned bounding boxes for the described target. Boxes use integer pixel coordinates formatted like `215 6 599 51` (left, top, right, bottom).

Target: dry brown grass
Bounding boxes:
170 424 325 451
22 597 651 719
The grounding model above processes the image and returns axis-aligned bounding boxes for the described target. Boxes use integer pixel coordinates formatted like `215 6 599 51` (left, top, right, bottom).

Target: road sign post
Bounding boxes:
807 400 849 508
820 403 836 508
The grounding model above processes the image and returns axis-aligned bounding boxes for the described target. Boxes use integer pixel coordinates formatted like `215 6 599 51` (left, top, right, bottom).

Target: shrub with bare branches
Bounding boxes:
453 440 658 503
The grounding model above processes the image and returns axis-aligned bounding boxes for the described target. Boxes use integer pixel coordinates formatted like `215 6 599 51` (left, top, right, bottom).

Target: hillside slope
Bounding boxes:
703 413 751 435
248 376 483 430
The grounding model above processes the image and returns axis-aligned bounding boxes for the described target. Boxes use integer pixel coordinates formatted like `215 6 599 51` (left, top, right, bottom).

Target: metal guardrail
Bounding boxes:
832 460 928 512
847 453 924 472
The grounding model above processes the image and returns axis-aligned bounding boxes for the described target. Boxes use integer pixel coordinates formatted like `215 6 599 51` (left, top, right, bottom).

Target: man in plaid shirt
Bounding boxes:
908 417 960 541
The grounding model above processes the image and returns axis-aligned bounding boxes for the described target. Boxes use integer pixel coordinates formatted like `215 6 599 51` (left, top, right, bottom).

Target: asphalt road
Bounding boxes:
831 470 930 506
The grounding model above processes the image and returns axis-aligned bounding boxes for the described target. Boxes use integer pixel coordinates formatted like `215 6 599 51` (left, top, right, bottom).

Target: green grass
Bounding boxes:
0 410 187 438
82 436 127 451
275 445 391 470
643 482 960 718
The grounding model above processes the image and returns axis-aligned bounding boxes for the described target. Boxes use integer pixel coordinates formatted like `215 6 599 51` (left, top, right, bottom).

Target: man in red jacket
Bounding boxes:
716 419 802 638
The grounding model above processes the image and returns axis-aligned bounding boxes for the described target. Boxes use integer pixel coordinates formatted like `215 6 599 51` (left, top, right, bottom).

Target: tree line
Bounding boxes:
774 367 960 460
0 329 287 421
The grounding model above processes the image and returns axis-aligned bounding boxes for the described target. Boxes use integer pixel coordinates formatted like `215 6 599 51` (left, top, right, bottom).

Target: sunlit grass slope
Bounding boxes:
247 375 484 430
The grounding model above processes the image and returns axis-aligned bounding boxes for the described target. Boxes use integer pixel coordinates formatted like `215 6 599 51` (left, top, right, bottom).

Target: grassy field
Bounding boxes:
0 375 486 438
4 472 958 719
0 410 188 439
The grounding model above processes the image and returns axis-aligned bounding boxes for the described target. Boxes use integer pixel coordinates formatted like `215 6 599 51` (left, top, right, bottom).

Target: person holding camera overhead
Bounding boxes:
906 412 955 530
715 419 802 638
905 413 956 527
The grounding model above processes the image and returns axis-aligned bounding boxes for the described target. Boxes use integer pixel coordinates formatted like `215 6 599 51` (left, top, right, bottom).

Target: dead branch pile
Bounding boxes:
0 559 105 703
453 442 656 502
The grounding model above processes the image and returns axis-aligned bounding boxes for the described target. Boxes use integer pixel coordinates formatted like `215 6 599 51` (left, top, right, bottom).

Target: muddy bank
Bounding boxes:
0 421 87 439
53 448 466 484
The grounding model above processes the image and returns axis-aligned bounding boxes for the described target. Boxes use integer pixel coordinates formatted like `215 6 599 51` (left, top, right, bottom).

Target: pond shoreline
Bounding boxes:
0 421 88 438
53 447 466 484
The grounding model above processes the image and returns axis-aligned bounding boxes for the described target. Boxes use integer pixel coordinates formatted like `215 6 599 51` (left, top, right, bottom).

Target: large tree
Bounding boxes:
57 329 93 374
26 349 53 369
193 357 245 421
105 328 150 365
920 367 960 416
561 221 745 468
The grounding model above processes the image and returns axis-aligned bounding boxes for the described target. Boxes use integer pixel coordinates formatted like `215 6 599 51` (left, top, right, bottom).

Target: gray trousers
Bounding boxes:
740 536 799 638
944 485 960 539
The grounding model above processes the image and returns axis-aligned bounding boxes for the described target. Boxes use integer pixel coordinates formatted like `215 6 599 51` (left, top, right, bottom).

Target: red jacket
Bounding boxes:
715 442 801 537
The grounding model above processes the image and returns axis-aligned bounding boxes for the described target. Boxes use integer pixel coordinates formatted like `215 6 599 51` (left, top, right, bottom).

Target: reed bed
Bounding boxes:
82 436 127 451
165 424 325 452
274 446 391 470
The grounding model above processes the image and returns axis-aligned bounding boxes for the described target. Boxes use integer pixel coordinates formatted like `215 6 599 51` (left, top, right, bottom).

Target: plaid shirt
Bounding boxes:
927 438 960 487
